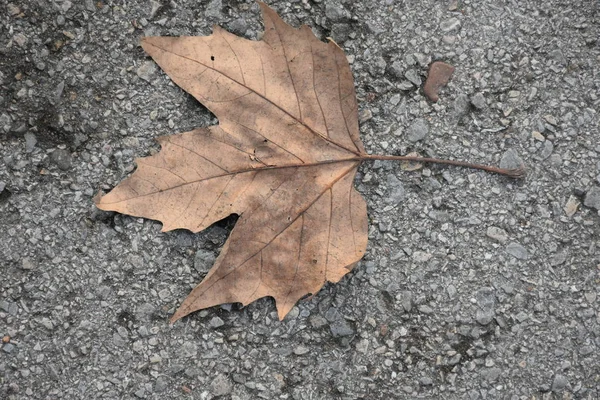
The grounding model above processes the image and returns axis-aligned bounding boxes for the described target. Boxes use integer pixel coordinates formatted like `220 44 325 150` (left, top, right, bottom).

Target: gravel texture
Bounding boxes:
1 0 599 399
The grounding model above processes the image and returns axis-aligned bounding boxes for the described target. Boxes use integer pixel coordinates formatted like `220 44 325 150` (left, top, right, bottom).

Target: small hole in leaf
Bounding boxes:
210 55 215 61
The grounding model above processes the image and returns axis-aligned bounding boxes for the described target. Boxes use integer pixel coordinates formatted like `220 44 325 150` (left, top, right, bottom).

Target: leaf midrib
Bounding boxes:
99 157 364 205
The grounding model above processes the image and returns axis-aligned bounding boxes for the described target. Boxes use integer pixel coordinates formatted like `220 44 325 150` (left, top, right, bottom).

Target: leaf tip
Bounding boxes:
93 190 107 208
170 304 192 324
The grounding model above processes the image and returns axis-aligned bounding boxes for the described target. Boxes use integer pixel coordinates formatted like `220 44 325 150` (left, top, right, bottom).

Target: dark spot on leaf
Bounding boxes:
210 55 215 61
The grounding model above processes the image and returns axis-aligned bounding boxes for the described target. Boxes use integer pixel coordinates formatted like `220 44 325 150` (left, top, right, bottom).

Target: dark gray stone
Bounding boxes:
228 18 248 36
388 60 405 79
50 149 72 171
330 319 354 337
51 81 65 105
452 93 470 116
331 23 352 43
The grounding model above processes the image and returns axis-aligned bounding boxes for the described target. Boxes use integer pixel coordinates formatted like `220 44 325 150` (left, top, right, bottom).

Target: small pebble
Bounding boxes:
532 131 545 141
404 69 421 86
499 149 523 171
471 92 487 110
209 316 224 328
486 226 508 243
330 319 354 337
50 149 72 171
552 374 568 391
2 343 15 353
136 61 157 82
293 345 310 355
583 187 600 210
406 118 429 142
358 108 372 123
505 242 529 260
423 61 455 102
440 18 461 32
205 0 223 19
564 195 581 217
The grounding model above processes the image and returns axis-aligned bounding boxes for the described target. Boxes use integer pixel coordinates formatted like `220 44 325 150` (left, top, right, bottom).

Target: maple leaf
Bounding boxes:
95 2 523 322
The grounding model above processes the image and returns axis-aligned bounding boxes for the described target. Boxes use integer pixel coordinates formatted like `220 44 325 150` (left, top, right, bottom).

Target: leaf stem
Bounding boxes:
360 154 526 179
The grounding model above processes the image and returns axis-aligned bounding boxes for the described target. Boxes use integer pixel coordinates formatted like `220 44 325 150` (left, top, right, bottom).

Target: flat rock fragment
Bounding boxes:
423 61 455 102
583 187 600 210
563 195 579 217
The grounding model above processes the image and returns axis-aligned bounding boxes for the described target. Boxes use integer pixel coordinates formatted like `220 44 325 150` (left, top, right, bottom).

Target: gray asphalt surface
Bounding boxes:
1 0 599 399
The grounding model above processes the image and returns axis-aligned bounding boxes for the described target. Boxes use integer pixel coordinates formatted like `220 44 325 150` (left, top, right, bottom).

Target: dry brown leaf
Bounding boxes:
96 2 524 322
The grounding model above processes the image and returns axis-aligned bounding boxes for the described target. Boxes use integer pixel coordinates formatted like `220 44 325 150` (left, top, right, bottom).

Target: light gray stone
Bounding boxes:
440 18 461 32
205 0 222 19
194 249 216 273
552 374 568 391
584 187 600 210
325 3 351 22
471 92 487 109
136 61 157 82
481 367 501 382
385 174 405 203
389 60 404 79
209 316 224 328
539 140 554 160
499 149 523 170
406 118 429 142
506 242 529 260
24 132 37 152
486 226 508 243
404 69 421 86
210 374 232 396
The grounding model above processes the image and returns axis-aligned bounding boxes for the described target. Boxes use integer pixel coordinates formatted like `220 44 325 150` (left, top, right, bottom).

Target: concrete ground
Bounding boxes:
1 0 599 399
